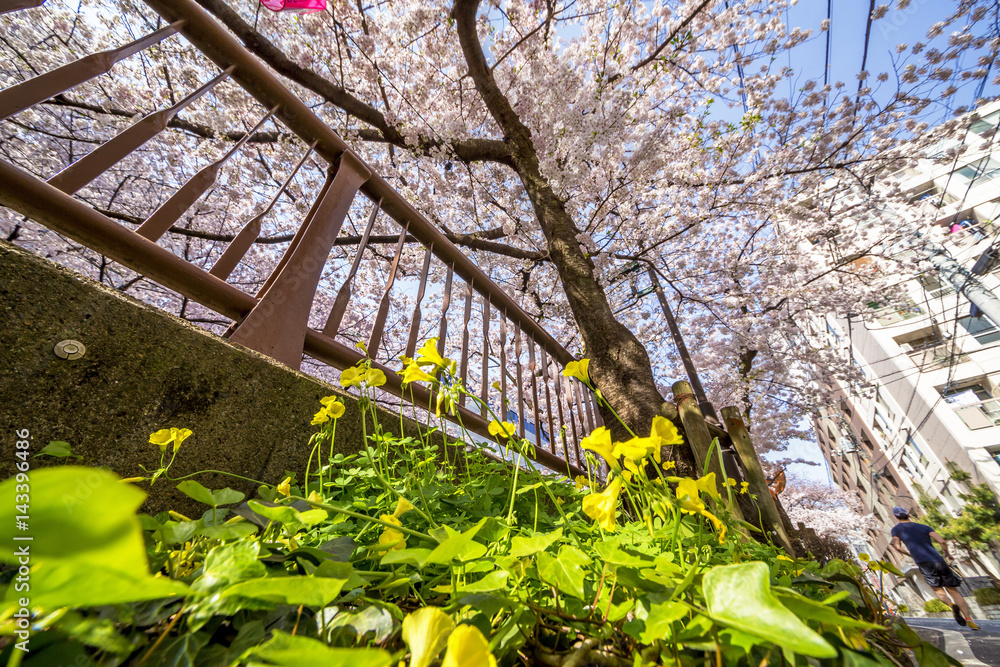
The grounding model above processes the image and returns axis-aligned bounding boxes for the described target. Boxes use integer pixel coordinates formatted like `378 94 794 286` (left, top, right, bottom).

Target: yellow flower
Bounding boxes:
148 427 192 452
400 362 436 385
613 436 659 463
675 477 726 542
573 475 590 490
581 427 619 471
276 477 292 497
307 490 323 504
662 460 676 470
582 477 623 531
321 395 345 417
562 358 590 384
695 473 721 501
726 477 738 487
377 514 405 551
651 415 683 445
740 481 750 494
488 420 516 439
441 624 497 667
392 497 415 518
416 338 448 369
340 366 364 387
364 368 387 387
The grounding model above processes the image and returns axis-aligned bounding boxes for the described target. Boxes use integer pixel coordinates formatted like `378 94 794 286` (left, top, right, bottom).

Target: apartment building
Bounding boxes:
806 100 1000 606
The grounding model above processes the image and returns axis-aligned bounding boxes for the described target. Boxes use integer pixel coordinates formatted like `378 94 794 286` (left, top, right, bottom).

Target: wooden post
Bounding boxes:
721 406 797 555
672 381 744 525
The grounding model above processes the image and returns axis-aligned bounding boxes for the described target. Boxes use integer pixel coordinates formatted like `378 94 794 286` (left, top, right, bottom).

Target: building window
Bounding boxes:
956 157 1000 188
918 272 955 299
991 449 1000 469
942 383 1000 430
970 111 1000 138
958 314 1000 345
876 388 896 424
906 434 929 469
895 328 963 369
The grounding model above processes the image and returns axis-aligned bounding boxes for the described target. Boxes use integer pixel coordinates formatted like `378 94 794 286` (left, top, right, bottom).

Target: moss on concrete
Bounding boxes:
0 241 424 514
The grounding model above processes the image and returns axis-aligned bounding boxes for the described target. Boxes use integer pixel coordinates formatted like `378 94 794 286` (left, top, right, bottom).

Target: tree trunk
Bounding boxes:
450 0 688 469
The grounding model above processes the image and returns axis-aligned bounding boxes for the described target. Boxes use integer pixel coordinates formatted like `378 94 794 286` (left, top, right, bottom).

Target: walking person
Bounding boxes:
889 506 980 630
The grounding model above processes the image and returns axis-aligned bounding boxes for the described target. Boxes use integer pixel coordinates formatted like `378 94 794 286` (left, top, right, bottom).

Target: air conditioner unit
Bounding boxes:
899 342 913 352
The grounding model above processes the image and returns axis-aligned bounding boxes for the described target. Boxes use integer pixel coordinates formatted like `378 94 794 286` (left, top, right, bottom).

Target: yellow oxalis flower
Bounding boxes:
613 435 659 463
377 514 405 551
740 481 750 494
400 362 436 385
582 477 623 531
340 366 364 387
392 497 415 518
695 473 721 501
676 477 726 541
662 460 676 470
312 396 346 424
488 420 516 439
441 624 497 667
573 475 590 490
650 415 683 463
148 427 193 452
365 368 387 387
276 477 292 497
416 338 448 369
307 490 323 504
581 427 619 471
562 358 590 384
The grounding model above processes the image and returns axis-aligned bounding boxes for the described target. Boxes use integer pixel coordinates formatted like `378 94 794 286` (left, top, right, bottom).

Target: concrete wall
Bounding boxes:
0 241 422 514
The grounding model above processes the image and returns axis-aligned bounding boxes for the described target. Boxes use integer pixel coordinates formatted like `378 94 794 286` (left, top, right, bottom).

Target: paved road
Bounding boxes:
904 617 1000 666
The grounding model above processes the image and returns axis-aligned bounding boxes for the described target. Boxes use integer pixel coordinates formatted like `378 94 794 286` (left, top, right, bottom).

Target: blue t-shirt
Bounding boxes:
891 522 943 563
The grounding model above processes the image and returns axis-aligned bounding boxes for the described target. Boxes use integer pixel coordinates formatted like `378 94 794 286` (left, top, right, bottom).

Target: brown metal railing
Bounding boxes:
0 0 600 477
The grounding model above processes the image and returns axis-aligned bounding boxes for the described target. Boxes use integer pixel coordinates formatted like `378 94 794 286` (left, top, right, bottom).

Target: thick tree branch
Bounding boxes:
193 0 513 166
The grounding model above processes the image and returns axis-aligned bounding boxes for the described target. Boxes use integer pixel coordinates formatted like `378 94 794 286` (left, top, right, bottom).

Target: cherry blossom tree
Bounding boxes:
782 478 881 543
2 0 999 470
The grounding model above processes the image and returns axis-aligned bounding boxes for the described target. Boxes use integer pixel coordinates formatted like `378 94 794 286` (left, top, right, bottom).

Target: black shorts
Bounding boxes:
917 561 963 588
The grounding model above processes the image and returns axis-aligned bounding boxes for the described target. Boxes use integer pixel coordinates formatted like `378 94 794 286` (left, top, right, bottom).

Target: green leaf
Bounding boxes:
536 545 591 599
149 631 209 667
37 440 72 457
176 480 216 506
638 598 687 643
593 540 653 567
703 562 837 658
381 548 431 568
7 561 187 609
248 631 393 667
402 606 455 667
212 487 246 505
508 528 562 558
193 540 266 593
0 467 148 576
221 576 349 608
457 570 508 593
773 588 882 630
424 519 486 566
247 500 327 530
198 523 258 541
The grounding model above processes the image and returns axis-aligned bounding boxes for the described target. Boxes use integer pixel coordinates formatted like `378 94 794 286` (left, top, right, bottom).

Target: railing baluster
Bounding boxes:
528 337 541 452
540 347 556 456
48 68 234 195
323 198 380 336
499 316 509 423
514 324 525 439
366 223 409 356
137 105 278 241
228 154 371 368
581 382 596 432
0 22 183 121
589 393 603 427
210 140 316 281
480 295 490 417
459 283 473 408
0 0 46 14
436 264 454 364
554 374 572 465
404 246 433 358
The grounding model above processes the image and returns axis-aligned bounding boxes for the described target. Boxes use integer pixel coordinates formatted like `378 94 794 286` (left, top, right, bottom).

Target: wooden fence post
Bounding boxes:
721 406 797 555
672 381 744 526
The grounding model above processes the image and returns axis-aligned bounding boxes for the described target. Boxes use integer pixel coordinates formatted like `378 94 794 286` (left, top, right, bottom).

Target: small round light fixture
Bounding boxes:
54 339 86 360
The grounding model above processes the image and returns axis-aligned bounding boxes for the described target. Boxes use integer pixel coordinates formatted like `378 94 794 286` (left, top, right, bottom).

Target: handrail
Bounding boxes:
0 0 591 478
